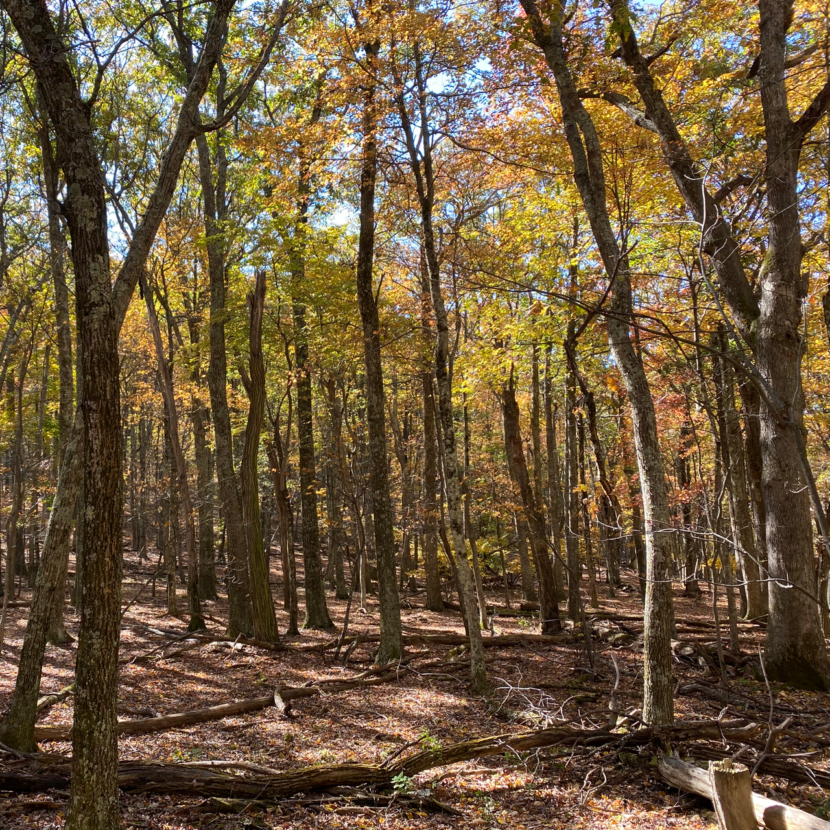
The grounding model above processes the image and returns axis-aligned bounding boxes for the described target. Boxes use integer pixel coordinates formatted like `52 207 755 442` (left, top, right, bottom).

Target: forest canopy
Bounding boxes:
1 0 830 828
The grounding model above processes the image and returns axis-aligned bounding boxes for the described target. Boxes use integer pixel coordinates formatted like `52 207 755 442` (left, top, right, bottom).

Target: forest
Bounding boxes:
1 0 830 828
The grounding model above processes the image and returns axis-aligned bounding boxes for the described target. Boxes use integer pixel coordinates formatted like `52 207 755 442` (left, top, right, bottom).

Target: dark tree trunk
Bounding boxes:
463 400 488 628
577 411 599 609
544 347 565 602
186 312 217 601
323 378 349 600
421 371 444 612
142 273 203 631
267 406 299 636
196 129 254 638
501 371 562 635
676 422 700 597
715 330 766 619
355 40 401 659
565 361 581 621
240 272 279 643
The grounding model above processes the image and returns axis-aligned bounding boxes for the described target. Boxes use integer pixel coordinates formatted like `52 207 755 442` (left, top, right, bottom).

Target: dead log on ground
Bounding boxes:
34 663 417 742
659 755 830 830
687 744 830 789
313 631 570 652
35 684 74 713
9 719 760 801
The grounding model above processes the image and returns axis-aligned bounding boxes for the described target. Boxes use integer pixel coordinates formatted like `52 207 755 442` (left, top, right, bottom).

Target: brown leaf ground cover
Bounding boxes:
2 550 829 829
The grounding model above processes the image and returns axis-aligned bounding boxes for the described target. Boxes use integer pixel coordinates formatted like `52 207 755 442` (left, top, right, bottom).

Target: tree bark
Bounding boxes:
196 128 254 638
715 331 766 619
607 0 830 688
267 400 299 635
323 378 349 600
544 348 565 602
355 39 401 659
501 371 562 634
565 360 582 621
186 311 217 601
142 272 203 631
421 371 444 612
240 272 279 643
519 0 675 722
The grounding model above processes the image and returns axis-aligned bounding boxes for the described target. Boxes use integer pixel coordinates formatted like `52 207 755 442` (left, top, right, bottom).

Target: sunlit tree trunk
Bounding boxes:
520 0 675 722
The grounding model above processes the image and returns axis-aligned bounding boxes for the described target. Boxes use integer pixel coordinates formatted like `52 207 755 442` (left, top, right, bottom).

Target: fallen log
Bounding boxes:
195 790 462 815
441 600 537 619
36 684 74 713
688 744 830 789
9 719 760 802
34 664 415 742
588 611 764 630
658 755 830 830
34 694 276 742
313 631 570 652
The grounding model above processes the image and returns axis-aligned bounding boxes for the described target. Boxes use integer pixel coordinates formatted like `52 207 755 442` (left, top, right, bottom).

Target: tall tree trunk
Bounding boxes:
501 371 563 635
38 88 73 467
390 383 415 594
292 335 331 627
565 361 582 621
186 312 217 601
676 421 700 597
267 398 299 635
38 86 74 644
240 272 279 643
355 39 401 659
577 410 599 609
606 0 830 689
715 330 767 620
463 399 488 628
196 129 253 638
142 273 203 631
323 378 349 600
544 348 565 602
161 398 180 616
519 0 675 722
0 354 28 648
421 371 444 612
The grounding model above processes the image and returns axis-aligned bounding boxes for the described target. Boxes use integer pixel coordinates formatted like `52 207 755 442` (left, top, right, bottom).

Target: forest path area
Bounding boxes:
0 549 826 830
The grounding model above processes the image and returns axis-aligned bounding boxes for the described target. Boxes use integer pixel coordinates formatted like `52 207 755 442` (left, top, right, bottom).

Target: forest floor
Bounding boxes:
2 549 830 829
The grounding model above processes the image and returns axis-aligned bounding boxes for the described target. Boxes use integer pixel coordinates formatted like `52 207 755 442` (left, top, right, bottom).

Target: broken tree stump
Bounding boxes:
709 759 756 830
659 756 830 830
